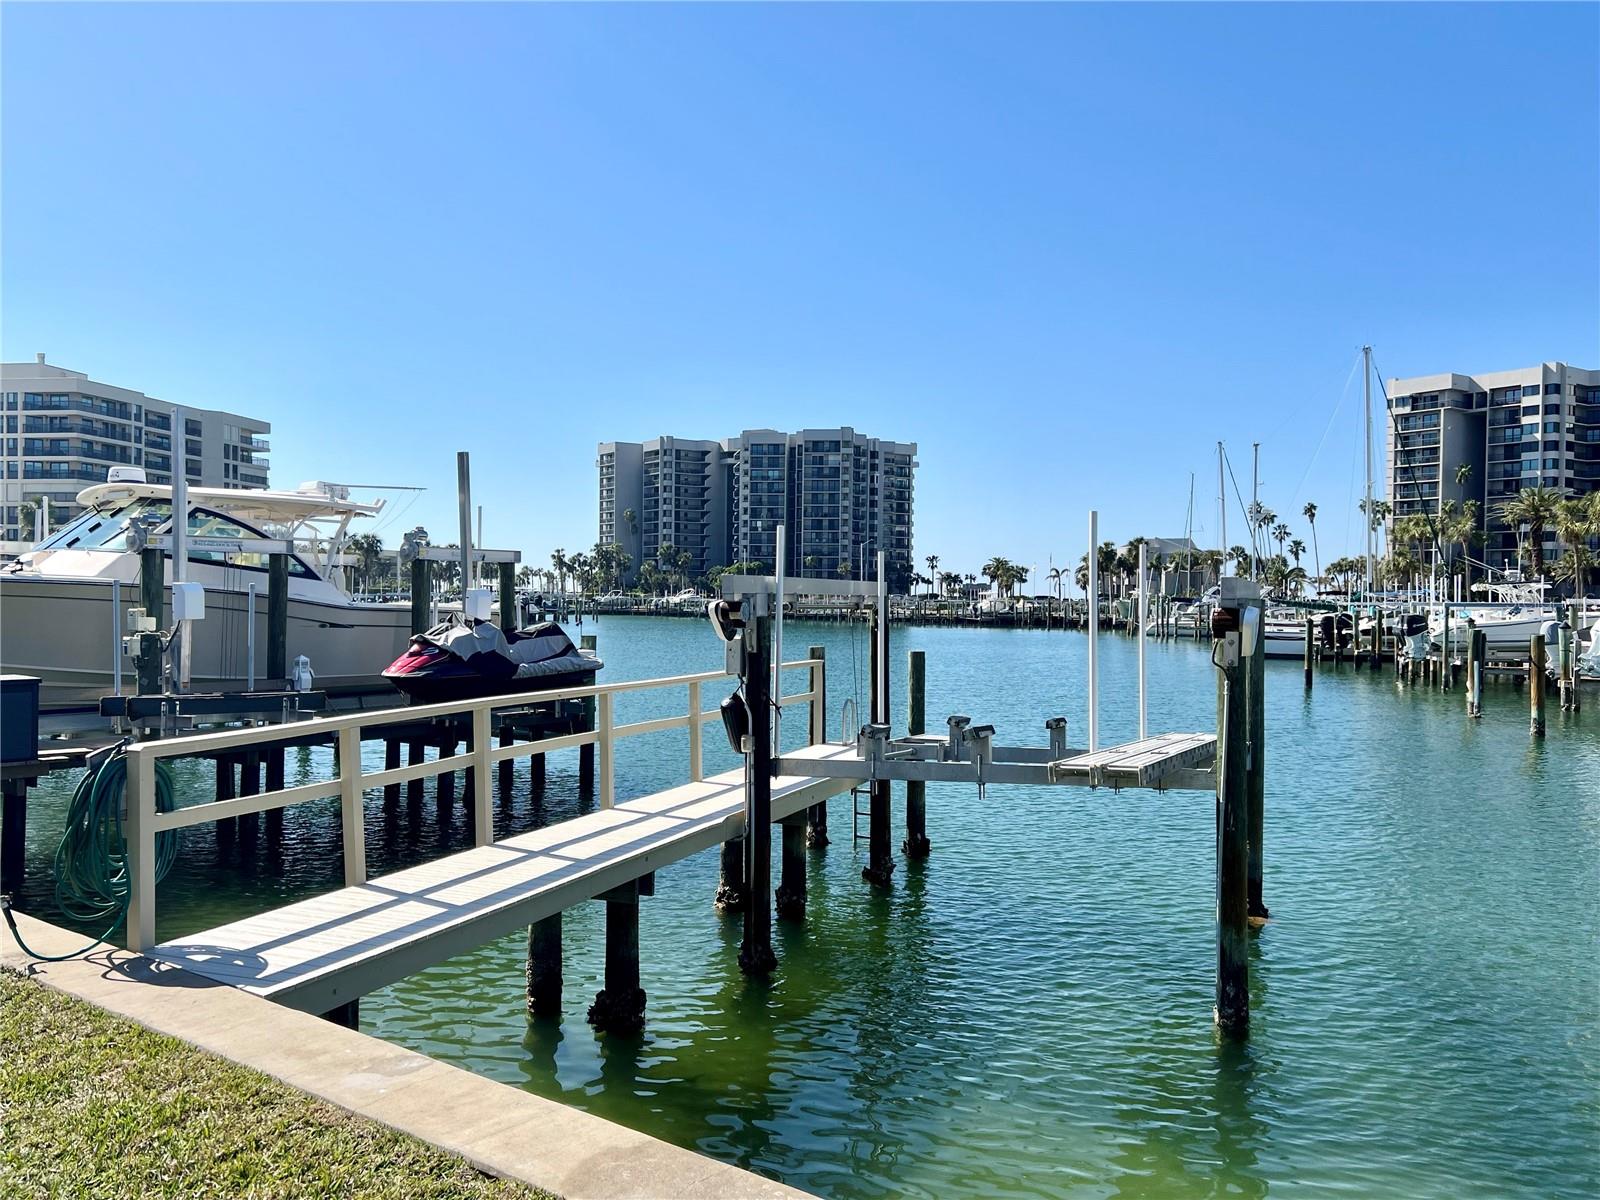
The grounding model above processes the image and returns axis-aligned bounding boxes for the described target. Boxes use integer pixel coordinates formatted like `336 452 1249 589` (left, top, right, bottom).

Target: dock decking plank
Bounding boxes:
150 743 862 1013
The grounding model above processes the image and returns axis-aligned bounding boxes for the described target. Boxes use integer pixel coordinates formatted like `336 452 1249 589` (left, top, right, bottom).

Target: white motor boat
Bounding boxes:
0 479 415 711
1428 582 1595 658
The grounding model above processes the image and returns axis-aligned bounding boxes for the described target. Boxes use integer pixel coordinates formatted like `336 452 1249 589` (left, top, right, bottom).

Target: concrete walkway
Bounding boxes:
4 912 810 1199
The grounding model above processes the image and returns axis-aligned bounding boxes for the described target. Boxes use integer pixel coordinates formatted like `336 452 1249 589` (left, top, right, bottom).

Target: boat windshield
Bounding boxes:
32 498 317 579
33 500 152 552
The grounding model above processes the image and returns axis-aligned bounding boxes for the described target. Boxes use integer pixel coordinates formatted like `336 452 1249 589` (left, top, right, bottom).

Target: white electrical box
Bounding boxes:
464 588 493 622
172 582 206 622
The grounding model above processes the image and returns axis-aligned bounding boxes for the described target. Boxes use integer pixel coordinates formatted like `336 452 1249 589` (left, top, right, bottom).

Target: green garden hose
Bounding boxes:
0 749 179 961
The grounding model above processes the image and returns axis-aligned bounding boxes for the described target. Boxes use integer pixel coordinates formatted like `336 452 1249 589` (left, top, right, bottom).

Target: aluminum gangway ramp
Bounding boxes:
149 743 863 1015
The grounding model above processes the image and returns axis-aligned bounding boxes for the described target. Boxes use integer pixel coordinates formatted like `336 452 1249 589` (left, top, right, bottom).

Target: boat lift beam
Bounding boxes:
774 720 1216 794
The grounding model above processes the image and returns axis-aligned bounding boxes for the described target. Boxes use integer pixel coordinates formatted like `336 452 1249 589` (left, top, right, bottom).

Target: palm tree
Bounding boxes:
925 555 940 598
1302 502 1321 583
1498 486 1563 580
1444 500 1483 587
18 500 37 542
1228 545 1252 578
345 532 384 591
1552 494 1600 597
550 548 569 596
1455 463 1473 488
836 559 852 579
1271 522 1290 563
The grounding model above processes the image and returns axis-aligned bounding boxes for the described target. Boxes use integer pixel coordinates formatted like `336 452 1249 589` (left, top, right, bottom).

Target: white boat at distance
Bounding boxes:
1428 581 1596 658
0 478 415 711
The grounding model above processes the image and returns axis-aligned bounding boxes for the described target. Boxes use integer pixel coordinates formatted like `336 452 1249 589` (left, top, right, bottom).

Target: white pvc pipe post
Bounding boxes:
773 523 785 755
1087 510 1099 752
111 578 122 698
1137 540 1148 740
172 407 191 691
246 583 258 690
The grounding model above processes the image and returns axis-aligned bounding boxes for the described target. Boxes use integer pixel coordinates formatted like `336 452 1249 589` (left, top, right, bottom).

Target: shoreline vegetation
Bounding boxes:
0 969 554 1200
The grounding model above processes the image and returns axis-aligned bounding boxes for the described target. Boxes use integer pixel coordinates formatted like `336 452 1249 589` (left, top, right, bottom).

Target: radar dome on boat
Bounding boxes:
106 465 147 484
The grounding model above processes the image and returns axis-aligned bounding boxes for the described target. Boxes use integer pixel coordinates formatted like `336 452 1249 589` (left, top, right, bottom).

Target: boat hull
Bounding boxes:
0 575 414 711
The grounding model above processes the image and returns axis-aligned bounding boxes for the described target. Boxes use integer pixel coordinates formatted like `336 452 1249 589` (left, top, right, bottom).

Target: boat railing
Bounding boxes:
122 656 826 951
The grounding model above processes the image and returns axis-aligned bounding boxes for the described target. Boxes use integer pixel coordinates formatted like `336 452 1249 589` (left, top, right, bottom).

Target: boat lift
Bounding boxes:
712 532 1262 1033
713 526 1218 802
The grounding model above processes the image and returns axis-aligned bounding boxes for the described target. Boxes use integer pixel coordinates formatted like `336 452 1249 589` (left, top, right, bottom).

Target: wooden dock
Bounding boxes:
148 743 859 1015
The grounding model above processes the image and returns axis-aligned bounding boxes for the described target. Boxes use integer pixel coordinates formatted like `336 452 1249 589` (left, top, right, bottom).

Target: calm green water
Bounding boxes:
17 616 1600 1198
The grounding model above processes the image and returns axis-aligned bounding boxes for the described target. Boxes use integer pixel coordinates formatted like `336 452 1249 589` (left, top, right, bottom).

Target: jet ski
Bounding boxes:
382 615 601 705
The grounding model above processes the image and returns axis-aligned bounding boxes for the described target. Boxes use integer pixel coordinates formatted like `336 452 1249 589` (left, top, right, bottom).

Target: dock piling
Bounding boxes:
1247 613 1267 924
863 605 894 888
775 815 808 920
267 553 289 685
526 912 562 1018
1213 597 1253 1037
739 614 778 975
1530 634 1547 738
588 882 646 1034
1303 617 1314 690
715 837 748 912
410 558 430 635
1467 626 1485 719
903 649 930 858
805 645 830 848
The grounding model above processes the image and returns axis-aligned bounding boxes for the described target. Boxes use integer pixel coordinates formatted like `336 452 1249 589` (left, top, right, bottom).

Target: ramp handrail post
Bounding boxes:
125 745 157 952
472 705 493 843
598 691 615 808
688 681 703 782
808 651 827 745
337 726 366 886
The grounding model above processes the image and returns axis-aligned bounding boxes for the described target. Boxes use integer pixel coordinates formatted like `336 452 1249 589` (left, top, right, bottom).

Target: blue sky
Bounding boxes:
4 3 1596 582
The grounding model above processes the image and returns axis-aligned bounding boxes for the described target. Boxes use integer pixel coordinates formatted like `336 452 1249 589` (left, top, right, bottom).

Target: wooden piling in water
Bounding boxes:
1214 608 1251 1036
526 912 562 1017
864 607 894 887
383 739 401 807
139 546 164 628
264 749 285 838
214 756 237 846
406 740 425 805
578 634 598 787
587 881 646 1034
1303 617 1314 690
1247 616 1267 924
805 645 830 848
410 558 430 635
238 752 260 845
1530 634 1547 738
498 561 516 635
267 553 289 684
715 837 748 912
1558 622 1573 712
775 815 808 920
739 614 778 974
1467 627 1485 719
438 740 457 808
904 649 930 858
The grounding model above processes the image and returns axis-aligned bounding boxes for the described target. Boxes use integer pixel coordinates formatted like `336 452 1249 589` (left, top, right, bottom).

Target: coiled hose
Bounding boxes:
1 749 179 961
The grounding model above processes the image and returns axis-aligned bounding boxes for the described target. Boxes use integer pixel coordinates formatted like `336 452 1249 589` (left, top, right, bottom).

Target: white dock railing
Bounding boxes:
124 658 825 952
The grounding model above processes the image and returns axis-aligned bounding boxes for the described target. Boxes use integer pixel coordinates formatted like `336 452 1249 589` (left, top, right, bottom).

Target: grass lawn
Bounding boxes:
0 969 556 1199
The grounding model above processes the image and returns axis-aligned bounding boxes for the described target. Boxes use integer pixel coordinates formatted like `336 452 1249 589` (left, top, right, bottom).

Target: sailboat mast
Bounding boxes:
1185 472 1195 591
1217 442 1226 576
1363 344 1374 596
1251 441 1260 580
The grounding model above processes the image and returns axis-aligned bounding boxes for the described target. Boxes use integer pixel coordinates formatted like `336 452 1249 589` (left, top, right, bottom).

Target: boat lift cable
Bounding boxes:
0 747 179 962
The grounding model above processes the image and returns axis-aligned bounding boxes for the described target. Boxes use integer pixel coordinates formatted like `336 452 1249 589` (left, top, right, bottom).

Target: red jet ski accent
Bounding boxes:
383 616 601 705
